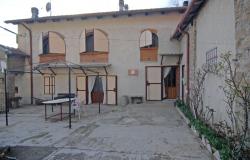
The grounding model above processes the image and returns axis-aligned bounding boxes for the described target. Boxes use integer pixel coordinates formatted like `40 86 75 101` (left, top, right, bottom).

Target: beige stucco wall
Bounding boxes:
179 0 236 123
17 12 183 102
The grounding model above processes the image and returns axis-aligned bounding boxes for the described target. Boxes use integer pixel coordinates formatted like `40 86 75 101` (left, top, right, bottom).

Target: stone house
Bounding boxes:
5 5 187 105
4 0 249 128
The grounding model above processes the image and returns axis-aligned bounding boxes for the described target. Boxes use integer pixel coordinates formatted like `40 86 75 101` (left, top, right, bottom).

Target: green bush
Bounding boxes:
176 100 232 160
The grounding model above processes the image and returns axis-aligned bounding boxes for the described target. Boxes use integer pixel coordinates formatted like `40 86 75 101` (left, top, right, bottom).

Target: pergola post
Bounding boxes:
68 67 72 129
4 69 8 126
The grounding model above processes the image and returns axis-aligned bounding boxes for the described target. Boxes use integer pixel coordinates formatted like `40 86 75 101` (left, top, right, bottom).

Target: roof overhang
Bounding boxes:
5 7 186 25
171 0 207 40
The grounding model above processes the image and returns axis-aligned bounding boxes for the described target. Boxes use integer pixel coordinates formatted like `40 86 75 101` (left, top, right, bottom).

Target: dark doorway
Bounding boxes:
163 67 177 99
91 76 104 103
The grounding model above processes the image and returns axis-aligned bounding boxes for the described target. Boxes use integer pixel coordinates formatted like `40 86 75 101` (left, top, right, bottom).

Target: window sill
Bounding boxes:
140 47 158 62
39 53 66 63
80 51 108 63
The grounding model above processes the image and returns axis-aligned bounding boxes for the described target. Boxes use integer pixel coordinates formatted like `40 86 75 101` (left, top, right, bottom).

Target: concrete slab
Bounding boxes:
0 102 212 159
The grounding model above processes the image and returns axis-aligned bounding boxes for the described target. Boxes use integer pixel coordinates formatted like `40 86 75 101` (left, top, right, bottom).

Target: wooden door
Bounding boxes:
106 76 117 105
146 66 162 101
76 76 87 104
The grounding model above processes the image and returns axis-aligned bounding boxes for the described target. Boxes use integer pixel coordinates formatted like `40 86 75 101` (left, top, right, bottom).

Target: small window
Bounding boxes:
43 33 49 54
86 32 94 52
206 47 218 65
44 76 55 95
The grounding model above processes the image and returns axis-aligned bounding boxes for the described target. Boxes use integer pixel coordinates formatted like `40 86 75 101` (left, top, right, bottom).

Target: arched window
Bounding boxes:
79 29 108 53
140 30 158 48
39 31 66 54
139 29 158 61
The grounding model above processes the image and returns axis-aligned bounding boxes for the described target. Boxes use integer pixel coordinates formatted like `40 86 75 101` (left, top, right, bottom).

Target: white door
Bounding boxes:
76 76 87 104
146 66 162 100
106 76 117 105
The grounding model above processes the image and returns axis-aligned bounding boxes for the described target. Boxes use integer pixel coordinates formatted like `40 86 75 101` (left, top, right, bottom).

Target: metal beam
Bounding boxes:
80 67 87 75
103 66 108 75
48 67 56 75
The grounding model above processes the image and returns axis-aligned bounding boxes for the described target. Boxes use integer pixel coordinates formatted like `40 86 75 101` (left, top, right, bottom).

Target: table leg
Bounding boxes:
45 104 47 120
60 104 62 121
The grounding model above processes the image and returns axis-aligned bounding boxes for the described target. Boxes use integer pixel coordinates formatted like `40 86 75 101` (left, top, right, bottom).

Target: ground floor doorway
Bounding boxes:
146 66 179 101
76 75 117 105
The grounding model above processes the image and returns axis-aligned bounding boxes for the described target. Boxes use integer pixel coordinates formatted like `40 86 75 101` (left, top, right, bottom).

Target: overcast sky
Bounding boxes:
0 0 184 48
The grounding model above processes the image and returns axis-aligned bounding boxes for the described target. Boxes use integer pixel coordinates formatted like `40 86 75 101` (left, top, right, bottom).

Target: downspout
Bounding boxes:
21 23 33 104
179 27 190 102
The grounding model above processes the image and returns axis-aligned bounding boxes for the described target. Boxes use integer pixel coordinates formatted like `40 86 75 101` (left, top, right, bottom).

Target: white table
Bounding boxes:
42 98 75 120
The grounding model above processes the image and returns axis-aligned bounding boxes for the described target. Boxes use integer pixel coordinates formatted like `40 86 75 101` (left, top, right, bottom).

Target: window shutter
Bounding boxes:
94 29 108 52
79 30 86 53
140 30 153 47
49 32 65 53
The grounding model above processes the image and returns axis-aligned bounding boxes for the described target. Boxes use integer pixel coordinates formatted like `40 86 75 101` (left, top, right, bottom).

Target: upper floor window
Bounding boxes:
79 29 109 53
86 31 94 52
140 30 158 48
39 31 66 54
139 29 158 62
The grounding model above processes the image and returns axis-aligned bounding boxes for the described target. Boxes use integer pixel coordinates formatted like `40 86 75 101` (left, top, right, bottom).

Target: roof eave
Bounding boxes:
5 7 186 25
171 0 208 40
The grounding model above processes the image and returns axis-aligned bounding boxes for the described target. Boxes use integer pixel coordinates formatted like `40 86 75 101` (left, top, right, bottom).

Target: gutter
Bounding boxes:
178 27 190 102
21 23 33 104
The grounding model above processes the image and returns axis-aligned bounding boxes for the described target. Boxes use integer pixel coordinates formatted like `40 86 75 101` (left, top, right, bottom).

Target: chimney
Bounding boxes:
31 7 39 19
119 0 124 11
124 4 129 11
183 1 189 7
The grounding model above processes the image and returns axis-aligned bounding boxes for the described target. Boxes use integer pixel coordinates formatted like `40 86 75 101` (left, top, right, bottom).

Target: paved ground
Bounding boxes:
0 101 212 160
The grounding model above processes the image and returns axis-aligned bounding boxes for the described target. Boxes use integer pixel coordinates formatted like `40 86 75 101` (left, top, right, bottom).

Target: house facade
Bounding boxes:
6 7 186 105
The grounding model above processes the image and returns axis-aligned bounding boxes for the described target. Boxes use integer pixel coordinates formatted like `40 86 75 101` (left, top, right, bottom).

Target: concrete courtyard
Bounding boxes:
0 101 212 160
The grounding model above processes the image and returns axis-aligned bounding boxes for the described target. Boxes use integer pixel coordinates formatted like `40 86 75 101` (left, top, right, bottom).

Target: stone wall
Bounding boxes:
234 0 250 135
234 0 250 73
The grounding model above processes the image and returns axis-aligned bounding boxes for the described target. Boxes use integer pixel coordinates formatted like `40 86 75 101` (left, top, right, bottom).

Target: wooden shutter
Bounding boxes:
79 30 86 53
94 29 108 52
140 30 152 47
49 32 65 53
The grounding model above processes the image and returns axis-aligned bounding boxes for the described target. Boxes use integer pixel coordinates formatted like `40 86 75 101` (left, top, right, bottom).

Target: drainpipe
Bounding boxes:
179 28 190 103
21 23 33 104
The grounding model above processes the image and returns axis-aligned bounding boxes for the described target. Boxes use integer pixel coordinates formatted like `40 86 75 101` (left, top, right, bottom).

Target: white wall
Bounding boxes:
180 0 236 122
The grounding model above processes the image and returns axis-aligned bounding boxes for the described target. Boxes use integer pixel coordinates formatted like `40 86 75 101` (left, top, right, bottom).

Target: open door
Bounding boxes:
163 67 177 99
106 75 117 105
146 66 162 100
76 76 87 104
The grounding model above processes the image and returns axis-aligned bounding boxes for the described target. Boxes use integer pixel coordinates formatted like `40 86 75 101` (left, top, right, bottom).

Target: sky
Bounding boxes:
0 0 184 48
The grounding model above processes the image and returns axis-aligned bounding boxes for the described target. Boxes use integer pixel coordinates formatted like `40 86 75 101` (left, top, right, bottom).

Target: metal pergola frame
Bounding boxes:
4 60 111 129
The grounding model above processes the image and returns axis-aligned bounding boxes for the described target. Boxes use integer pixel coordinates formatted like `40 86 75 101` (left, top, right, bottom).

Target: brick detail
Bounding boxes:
39 53 66 63
140 47 158 61
80 52 108 63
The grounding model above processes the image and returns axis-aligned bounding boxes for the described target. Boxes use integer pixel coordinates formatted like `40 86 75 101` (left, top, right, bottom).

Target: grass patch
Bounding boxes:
176 100 232 160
